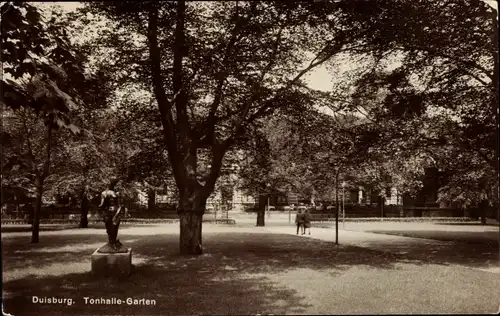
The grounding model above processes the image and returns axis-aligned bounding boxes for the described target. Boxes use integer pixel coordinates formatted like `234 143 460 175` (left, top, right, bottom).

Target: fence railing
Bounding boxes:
1 217 236 225
309 214 476 223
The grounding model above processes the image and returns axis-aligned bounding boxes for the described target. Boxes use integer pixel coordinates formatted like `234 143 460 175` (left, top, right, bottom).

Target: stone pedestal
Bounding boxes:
91 248 132 277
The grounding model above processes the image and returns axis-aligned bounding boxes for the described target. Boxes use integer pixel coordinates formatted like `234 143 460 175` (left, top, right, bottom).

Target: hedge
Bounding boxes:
311 217 477 223
1 218 236 225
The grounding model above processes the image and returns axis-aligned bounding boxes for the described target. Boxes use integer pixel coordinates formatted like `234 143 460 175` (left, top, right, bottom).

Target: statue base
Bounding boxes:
97 242 128 253
91 247 132 277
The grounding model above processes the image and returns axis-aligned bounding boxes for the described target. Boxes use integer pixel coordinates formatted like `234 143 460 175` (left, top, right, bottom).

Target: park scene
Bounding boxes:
1 1 499 315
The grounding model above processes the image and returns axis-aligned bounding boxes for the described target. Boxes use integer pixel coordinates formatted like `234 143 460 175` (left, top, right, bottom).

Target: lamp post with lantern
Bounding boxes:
342 181 346 228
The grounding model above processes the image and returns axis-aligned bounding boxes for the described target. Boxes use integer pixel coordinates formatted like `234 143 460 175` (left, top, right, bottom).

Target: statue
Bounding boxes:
97 180 127 253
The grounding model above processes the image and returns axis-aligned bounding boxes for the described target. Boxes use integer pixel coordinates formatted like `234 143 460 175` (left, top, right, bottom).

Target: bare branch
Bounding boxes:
222 33 349 149
147 4 183 185
172 0 191 143
257 25 284 83
401 46 493 86
201 1 245 145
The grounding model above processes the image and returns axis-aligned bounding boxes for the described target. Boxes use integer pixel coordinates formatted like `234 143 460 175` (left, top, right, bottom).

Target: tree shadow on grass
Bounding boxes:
367 229 499 245
350 231 499 270
1 223 173 234
2 230 402 316
434 222 499 228
2 228 499 315
1 225 80 233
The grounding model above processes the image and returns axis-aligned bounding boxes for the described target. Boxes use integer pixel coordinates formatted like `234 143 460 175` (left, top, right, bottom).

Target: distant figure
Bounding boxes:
98 179 126 253
303 209 312 235
295 209 305 235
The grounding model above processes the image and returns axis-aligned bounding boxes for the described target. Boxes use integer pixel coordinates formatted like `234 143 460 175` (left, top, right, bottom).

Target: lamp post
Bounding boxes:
342 181 346 228
267 196 270 218
266 183 271 219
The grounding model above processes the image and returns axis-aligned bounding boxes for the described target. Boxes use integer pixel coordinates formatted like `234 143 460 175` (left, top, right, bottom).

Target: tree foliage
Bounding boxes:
1 2 85 132
333 0 498 208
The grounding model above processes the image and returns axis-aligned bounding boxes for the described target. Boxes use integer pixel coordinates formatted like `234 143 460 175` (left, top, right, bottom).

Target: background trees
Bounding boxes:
341 0 497 220
237 0 497 223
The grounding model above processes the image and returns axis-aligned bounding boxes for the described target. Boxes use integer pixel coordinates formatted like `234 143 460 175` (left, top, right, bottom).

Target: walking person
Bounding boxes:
303 208 312 235
295 208 305 235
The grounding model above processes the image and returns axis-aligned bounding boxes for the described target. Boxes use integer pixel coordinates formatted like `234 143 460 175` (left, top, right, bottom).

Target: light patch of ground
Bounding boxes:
13 242 104 253
239 264 500 314
4 261 90 283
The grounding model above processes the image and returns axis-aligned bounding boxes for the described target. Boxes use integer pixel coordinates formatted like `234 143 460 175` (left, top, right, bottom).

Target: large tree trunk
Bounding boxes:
480 211 486 225
381 195 385 218
491 12 499 231
496 202 499 222
178 210 203 255
32 176 43 243
479 200 487 225
256 194 266 227
79 187 89 228
177 191 206 255
148 188 156 213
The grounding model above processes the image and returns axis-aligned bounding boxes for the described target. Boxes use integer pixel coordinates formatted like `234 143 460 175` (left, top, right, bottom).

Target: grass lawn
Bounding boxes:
339 221 499 246
367 229 499 246
2 224 500 315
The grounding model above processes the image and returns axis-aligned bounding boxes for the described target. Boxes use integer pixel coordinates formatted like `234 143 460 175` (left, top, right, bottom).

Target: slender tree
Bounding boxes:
2 2 86 242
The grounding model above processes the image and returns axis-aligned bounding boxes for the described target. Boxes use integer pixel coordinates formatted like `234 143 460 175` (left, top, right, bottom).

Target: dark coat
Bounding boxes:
303 212 312 228
295 212 305 224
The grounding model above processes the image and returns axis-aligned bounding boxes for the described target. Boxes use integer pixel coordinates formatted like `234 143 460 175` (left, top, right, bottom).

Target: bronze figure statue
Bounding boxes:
97 180 127 253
